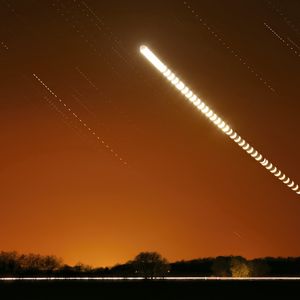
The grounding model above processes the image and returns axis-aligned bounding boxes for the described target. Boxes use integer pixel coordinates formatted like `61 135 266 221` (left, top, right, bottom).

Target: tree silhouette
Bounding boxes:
230 256 252 277
132 252 169 279
211 256 231 276
1 250 300 277
0 251 62 276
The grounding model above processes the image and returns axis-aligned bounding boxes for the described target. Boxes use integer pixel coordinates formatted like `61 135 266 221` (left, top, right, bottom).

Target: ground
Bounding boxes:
1 280 299 299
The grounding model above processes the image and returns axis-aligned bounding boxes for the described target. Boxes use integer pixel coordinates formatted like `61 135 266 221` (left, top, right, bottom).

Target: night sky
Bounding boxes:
1 0 300 267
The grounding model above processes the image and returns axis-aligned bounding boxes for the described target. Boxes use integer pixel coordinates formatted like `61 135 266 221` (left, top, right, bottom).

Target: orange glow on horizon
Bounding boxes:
1 1 300 267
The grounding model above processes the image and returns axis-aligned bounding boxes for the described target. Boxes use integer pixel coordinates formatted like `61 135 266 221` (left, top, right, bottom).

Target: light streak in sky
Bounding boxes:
43 95 74 127
42 95 88 140
74 0 149 83
71 93 97 118
51 0 120 78
79 0 122 46
1 276 300 281
73 67 134 127
33 73 127 165
183 1 275 93
140 45 299 195
75 67 99 91
264 23 300 57
287 37 300 50
264 0 300 37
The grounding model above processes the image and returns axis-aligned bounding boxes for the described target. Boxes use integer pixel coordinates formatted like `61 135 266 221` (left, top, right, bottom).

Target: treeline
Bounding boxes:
1 251 300 277
172 256 300 277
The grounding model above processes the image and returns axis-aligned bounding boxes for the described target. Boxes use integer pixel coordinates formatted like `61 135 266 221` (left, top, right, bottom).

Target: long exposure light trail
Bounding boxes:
1 277 300 281
140 45 299 195
33 73 127 165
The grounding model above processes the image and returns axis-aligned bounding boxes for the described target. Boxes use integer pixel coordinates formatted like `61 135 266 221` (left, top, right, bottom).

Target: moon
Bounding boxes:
235 136 242 143
222 125 230 132
182 87 189 94
279 174 286 181
198 102 205 109
230 132 237 139
274 170 281 177
251 150 258 157
261 159 268 166
218 121 225 129
226 129 233 135
171 77 179 85
288 181 294 188
266 163 273 170
210 114 218 121
186 91 193 98
164 69 171 77
206 110 214 118
167 73 175 81
176 82 185 90
255 154 262 161
270 167 277 174
194 99 201 106
214 118 222 125
190 95 197 102
239 140 246 147
202 106 210 114
243 144 250 150
247 147 254 154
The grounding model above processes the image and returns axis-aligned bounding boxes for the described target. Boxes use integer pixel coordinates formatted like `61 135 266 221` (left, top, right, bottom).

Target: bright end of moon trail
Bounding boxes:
140 45 299 196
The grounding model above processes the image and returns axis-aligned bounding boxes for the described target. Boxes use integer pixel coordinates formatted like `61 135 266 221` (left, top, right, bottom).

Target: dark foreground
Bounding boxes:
1 280 299 299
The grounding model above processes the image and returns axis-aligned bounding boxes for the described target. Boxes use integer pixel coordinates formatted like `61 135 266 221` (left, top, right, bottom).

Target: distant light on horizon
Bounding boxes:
2 276 300 281
140 45 300 195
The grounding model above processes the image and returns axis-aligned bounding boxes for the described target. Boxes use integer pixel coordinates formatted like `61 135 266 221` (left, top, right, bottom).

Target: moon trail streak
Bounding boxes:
183 1 275 93
140 45 299 195
33 73 127 165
